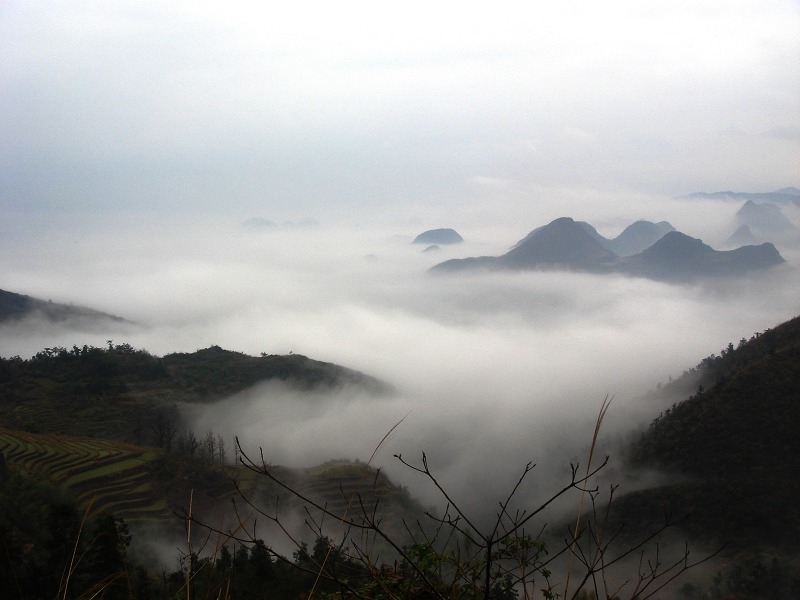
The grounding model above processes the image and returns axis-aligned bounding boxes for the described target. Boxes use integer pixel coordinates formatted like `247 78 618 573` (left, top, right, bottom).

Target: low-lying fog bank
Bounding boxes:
2 196 799 516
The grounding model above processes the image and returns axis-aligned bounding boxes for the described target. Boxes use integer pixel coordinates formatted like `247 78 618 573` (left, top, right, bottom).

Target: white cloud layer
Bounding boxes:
1 199 799 514
1 0 799 519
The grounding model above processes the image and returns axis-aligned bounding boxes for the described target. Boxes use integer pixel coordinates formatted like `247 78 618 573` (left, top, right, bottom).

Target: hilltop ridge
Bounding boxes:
0 288 130 325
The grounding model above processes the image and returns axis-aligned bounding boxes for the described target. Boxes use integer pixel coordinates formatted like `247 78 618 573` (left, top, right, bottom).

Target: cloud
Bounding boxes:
2 198 798 519
764 125 800 141
1 0 799 527
469 176 515 191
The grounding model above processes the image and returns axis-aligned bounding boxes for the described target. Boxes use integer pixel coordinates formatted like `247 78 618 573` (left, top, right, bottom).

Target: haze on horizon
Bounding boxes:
1 1 799 513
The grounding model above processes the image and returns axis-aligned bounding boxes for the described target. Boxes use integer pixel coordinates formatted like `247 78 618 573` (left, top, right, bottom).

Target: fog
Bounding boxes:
2 193 799 517
3 4 799 589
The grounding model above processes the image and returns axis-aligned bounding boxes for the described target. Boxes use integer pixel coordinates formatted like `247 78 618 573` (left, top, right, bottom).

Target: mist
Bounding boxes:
2 193 799 519
2 5 799 594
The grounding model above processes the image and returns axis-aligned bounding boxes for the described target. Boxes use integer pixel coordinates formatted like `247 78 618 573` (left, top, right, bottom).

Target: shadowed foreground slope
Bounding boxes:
618 314 800 550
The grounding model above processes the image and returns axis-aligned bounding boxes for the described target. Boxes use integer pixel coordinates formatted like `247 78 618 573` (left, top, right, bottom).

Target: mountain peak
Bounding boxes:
608 220 675 256
736 200 798 238
502 217 617 270
640 231 714 258
621 231 784 280
413 228 463 245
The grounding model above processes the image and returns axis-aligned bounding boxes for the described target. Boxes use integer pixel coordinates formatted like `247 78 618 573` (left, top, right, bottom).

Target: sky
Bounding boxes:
1 0 799 230
1 0 800 527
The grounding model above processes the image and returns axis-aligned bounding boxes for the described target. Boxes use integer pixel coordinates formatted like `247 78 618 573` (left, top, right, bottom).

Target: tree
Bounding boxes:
151 406 178 452
0 469 137 600
217 434 227 465
203 429 217 463
186 399 720 600
78 515 132 599
178 429 202 458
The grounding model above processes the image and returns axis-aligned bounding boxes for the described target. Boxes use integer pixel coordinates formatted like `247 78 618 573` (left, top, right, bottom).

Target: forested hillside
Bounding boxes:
617 315 800 560
0 343 419 598
2 321 799 598
0 343 390 442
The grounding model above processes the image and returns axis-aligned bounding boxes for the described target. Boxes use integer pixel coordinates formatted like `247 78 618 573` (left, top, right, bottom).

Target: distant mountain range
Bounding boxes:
679 187 800 206
431 217 785 282
511 218 675 258
727 200 800 246
679 187 800 247
0 288 131 325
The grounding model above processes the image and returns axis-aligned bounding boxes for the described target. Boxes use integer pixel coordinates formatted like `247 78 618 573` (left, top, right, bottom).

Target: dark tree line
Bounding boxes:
0 465 132 600
148 405 228 466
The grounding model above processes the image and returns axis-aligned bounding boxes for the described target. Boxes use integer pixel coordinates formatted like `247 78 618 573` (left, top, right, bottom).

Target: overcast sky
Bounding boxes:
2 0 799 231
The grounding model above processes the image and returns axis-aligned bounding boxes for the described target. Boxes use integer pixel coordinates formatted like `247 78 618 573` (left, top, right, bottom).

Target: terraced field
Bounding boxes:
236 460 418 537
0 427 172 524
0 430 420 540
291 461 393 516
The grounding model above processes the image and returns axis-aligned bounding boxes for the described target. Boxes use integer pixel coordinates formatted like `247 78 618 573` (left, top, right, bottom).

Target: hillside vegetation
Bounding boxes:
0 343 410 534
1 317 799 597
0 343 390 442
619 315 800 550
0 288 130 325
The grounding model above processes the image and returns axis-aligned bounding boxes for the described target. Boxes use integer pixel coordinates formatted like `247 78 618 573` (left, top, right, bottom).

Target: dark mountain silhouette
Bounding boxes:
509 219 605 249
0 343 392 439
433 218 617 273
0 342 411 569
429 255 498 271
501 217 618 270
510 219 674 257
0 288 131 325
413 228 464 244
431 218 784 281
619 231 785 281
